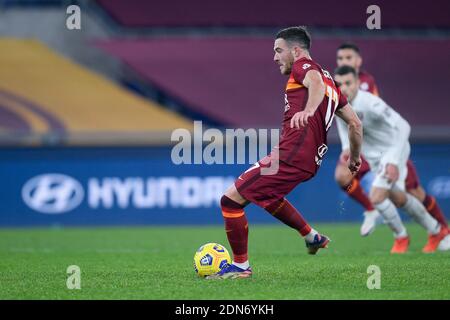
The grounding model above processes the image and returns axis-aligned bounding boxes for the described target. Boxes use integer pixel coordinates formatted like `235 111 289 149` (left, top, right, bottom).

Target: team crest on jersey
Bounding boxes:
317 144 328 158
315 144 329 166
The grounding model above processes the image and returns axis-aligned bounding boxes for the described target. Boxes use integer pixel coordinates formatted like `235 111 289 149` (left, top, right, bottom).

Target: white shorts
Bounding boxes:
368 143 410 191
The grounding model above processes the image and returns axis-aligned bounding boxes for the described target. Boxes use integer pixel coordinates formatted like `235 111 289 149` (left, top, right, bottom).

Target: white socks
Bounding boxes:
402 194 440 235
375 199 408 238
232 261 250 269
304 228 319 243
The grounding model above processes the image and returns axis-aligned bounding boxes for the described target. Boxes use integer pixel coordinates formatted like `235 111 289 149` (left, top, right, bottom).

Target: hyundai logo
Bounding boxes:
22 174 84 214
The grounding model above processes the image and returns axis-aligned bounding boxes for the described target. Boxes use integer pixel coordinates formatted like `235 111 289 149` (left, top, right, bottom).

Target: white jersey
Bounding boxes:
336 90 411 168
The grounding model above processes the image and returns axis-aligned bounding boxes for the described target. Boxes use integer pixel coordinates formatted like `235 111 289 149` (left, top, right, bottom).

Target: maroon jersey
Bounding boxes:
359 70 379 96
278 57 348 174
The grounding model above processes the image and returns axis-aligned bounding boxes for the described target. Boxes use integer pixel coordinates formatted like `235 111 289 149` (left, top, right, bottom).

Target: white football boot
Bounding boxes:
360 209 383 237
438 233 450 251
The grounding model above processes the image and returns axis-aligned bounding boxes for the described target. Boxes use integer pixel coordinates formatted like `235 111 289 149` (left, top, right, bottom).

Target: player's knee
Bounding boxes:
389 191 407 208
220 195 231 209
335 165 352 187
221 186 247 208
223 184 247 205
220 195 245 213
390 197 405 208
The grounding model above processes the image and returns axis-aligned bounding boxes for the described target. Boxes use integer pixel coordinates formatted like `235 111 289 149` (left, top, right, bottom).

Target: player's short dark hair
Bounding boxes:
337 42 360 55
276 26 311 50
334 65 358 78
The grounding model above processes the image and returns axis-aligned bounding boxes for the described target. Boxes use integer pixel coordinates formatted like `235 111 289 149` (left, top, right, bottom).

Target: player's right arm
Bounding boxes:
336 116 350 151
335 116 351 165
335 103 363 173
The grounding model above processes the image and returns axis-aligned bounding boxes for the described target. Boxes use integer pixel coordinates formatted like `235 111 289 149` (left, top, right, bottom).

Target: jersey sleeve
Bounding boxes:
367 74 380 97
371 82 380 96
292 60 321 84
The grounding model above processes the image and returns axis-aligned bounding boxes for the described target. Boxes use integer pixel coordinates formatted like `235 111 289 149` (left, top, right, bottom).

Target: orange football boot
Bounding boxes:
390 236 410 254
422 226 449 253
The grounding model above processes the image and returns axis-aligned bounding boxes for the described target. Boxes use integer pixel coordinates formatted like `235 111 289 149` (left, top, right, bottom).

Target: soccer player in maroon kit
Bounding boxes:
334 43 448 238
206 27 363 279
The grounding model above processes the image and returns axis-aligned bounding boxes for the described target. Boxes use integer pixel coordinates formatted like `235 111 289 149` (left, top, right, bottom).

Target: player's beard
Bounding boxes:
282 59 294 75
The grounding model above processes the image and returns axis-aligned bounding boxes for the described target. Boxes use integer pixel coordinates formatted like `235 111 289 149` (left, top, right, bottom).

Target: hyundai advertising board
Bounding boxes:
0 145 448 226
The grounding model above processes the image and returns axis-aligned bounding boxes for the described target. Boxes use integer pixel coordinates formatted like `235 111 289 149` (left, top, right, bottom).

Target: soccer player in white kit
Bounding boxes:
334 65 450 253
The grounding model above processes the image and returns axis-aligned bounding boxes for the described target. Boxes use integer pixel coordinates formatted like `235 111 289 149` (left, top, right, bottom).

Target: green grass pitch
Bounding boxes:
0 223 449 299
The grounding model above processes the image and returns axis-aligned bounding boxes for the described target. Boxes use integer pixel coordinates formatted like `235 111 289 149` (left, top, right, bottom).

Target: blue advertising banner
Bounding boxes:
0 144 449 226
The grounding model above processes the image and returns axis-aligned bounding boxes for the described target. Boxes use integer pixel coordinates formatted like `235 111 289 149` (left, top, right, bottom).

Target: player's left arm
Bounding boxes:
290 70 326 128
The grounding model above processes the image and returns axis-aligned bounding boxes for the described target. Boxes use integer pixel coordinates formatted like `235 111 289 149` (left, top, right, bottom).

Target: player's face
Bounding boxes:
335 73 359 101
273 38 295 75
336 49 362 71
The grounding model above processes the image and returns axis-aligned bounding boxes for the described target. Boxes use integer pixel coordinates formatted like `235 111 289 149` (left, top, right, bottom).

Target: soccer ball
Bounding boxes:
193 243 231 277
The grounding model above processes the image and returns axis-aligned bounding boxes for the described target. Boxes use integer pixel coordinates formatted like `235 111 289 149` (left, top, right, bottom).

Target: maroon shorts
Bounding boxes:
235 154 314 209
405 159 420 190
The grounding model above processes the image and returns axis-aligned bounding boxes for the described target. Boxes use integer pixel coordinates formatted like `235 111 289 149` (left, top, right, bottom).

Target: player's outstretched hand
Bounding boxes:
348 156 361 174
290 110 314 129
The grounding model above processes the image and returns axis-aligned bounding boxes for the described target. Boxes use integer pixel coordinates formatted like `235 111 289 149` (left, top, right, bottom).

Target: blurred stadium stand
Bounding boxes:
95 37 450 141
91 0 450 142
0 0 64 6
97 0 450 28
1 0 449 143
0 39 192 145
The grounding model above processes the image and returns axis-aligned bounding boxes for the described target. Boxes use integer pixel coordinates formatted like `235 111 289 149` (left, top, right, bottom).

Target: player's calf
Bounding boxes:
372 197 408 241
264 198 330 255
221 195 251 270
